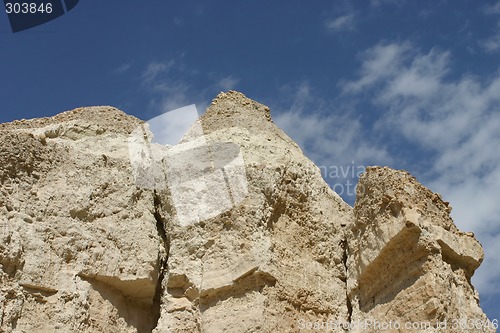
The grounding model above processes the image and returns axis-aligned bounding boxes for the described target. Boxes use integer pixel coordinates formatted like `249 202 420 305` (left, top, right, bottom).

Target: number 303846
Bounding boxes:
5 2 53 14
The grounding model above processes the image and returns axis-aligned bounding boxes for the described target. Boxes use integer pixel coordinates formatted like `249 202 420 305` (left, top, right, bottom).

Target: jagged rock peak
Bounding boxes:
355 166 456 231
0 92 495 333
200 90 273 133
210 90 272 120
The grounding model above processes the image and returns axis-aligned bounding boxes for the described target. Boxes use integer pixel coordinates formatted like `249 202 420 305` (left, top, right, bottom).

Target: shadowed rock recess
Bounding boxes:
0 91 495 332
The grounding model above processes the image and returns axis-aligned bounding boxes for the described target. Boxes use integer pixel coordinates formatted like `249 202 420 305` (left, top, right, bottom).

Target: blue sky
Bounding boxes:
1 0 500 320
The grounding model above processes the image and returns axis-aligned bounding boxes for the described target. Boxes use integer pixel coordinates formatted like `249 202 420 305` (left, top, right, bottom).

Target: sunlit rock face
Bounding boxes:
0 91 494 332
347 166 491 333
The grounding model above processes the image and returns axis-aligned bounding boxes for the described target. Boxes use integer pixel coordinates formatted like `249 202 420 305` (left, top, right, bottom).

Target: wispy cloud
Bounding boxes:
342 41 500 298
482 1 500 15
139 59 201 119
114 61 133 74
370 0 405 7
140 59 240 117
481 3 500 53
480 33 500 52
340 42 412 93
217 76 240 91
325 14 356 32
480 23 500 53
173 17 183 26
272 82 392 202
274 83 392 165
141 60 175 84
153 80 192 112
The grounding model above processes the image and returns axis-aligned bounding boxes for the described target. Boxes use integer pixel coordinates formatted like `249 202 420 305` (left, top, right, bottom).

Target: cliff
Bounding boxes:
0 91 495 332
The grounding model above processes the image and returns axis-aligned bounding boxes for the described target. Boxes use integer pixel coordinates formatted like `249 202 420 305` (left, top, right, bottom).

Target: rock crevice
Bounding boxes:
0 92 494 332
152 190 169 331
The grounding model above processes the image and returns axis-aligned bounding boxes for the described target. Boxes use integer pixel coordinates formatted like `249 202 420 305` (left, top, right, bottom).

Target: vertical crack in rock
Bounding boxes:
0 95 493 332
340 236 352 325
152 190 169 331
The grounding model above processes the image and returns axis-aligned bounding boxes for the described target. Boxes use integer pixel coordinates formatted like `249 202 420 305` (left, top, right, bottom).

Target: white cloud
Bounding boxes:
141 60 175 84
482 1 500 15
114 61 133 74
154 81 192 113
173 17 183 26
140 60 239 119
325 14 356 32
340 42 412 93
217 76 240 91
480 5 500 53
272 82 393 201
379 48 449 100
343 41 500 299
139 60 203 125
480 30 500 53
370 0 406 8
275 83 391 165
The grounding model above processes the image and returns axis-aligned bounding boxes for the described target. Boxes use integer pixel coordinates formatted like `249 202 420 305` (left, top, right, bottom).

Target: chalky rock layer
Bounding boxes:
0 91 494 333
0 108 165 332
152 91 352 332
348 166 494 332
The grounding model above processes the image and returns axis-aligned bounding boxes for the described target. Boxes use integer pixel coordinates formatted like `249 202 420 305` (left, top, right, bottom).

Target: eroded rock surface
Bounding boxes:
151 92 352 332
0 108 164 332
348 167 493 332
0 91 494 332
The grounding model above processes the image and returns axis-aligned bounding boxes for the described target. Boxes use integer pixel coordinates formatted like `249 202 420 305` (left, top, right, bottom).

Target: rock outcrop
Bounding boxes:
0 91 495 332
348 167 490 332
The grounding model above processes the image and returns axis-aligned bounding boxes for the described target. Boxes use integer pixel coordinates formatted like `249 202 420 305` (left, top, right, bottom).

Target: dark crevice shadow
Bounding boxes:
78 275 157 333
151 190 170 330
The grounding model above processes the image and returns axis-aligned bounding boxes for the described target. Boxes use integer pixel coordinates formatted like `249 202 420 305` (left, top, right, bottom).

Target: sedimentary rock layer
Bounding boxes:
0 91 494 332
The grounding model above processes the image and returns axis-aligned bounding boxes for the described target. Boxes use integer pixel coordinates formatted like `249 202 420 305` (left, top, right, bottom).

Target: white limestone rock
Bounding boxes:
0 92 494 333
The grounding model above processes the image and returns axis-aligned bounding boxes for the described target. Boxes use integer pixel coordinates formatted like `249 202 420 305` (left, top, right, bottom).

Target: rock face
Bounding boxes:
0 108 161 332
348 167 491 332
0 91 495 332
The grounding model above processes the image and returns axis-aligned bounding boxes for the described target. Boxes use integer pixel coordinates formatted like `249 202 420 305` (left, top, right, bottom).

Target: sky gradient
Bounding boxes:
1 0 500 320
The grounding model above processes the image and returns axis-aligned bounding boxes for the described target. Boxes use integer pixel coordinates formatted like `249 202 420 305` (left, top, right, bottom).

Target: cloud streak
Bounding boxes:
272 82 392 203
217 76 240 91
139 59 240 116
481 3 500 53
325 14 356 32
340 42 413 93
141 60 175 84
341 41 500 308
483 1 500 15
480 23 500 53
